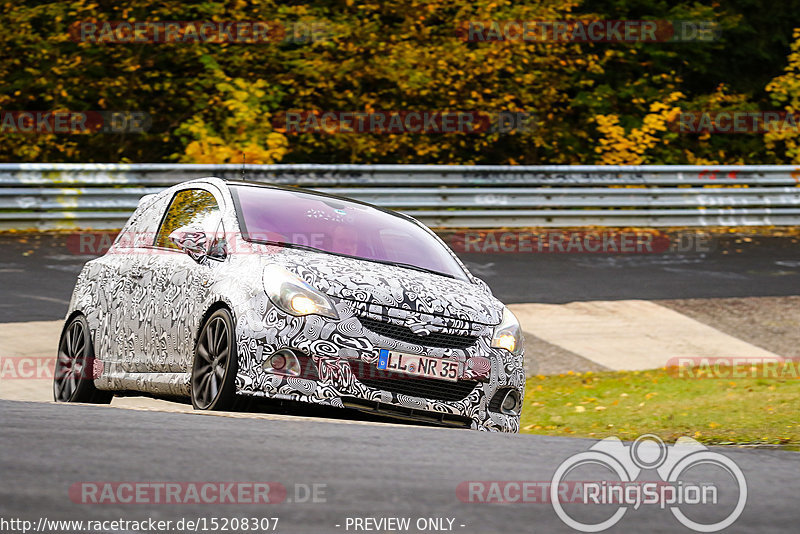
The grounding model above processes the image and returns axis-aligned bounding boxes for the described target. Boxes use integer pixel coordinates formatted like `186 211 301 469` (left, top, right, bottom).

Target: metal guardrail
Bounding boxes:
0 163 798 229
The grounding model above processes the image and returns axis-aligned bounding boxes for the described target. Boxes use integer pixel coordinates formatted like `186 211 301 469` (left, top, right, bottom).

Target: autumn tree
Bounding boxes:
765 28 800 163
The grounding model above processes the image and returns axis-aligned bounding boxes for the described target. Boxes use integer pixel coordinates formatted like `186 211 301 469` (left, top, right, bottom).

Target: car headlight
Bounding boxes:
491 307 523 355
262 265 339 319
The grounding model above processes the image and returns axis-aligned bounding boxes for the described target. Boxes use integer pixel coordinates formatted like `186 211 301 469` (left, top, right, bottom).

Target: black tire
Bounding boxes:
53 314 112 404
191 308 237 410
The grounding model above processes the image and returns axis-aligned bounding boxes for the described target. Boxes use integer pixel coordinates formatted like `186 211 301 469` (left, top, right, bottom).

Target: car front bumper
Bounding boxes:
233 303 524 433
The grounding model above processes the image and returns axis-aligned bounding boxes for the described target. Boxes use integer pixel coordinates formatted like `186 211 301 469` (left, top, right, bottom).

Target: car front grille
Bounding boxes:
357 316 477 349
348 360 478 402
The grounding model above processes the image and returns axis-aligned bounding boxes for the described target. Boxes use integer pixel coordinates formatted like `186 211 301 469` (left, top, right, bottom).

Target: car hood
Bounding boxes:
266 248 503 326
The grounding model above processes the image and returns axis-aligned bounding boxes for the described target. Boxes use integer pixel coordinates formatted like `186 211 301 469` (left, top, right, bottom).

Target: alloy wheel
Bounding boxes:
191 309 237 410
53 314 111 404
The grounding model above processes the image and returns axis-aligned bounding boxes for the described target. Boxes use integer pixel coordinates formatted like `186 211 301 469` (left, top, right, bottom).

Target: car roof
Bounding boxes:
218 178 421 225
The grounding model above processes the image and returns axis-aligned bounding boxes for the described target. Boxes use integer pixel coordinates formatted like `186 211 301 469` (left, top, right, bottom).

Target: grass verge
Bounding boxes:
520 367 800 448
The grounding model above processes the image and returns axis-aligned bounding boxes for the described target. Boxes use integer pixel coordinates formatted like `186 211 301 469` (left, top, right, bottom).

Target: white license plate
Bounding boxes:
376 348 459 382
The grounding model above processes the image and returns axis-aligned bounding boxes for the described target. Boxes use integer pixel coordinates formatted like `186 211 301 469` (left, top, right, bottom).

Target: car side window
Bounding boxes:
154 189 221 249
117 196 169 248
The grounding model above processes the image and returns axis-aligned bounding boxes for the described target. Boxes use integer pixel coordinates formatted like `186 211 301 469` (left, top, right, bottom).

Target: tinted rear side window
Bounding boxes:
116 195 169 248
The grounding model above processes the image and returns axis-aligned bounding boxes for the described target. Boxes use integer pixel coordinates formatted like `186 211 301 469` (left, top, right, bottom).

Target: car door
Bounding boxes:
140 187 225 374
103 193 170 373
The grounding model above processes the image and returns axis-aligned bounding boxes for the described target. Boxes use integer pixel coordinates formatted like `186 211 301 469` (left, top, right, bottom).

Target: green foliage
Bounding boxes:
0 0 799 164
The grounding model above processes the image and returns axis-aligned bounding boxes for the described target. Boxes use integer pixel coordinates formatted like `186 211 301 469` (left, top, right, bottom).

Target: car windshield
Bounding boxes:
230 184 468 281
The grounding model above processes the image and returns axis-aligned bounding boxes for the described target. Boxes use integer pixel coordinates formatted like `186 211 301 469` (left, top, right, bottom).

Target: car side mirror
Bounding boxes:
168 227 208 262
207 234 228 261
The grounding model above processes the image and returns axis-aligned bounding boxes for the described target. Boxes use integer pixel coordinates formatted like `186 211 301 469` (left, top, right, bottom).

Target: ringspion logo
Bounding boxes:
550 435 746 532
457 480 682 504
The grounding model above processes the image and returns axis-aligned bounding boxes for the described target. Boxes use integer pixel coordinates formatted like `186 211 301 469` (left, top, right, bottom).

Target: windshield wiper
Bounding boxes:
246 237 456 279
246 238 323 255
369 258 456 279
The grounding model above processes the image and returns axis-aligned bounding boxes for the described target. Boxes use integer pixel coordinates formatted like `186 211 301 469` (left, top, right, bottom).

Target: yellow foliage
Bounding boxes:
765 28 800 163
177 78 288 164
593 92 684 165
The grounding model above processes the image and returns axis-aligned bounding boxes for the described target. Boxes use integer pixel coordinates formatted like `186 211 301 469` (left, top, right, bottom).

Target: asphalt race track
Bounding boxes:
1 400 798 534
1 231 799 533
1 233 799 322
460 234 800 304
